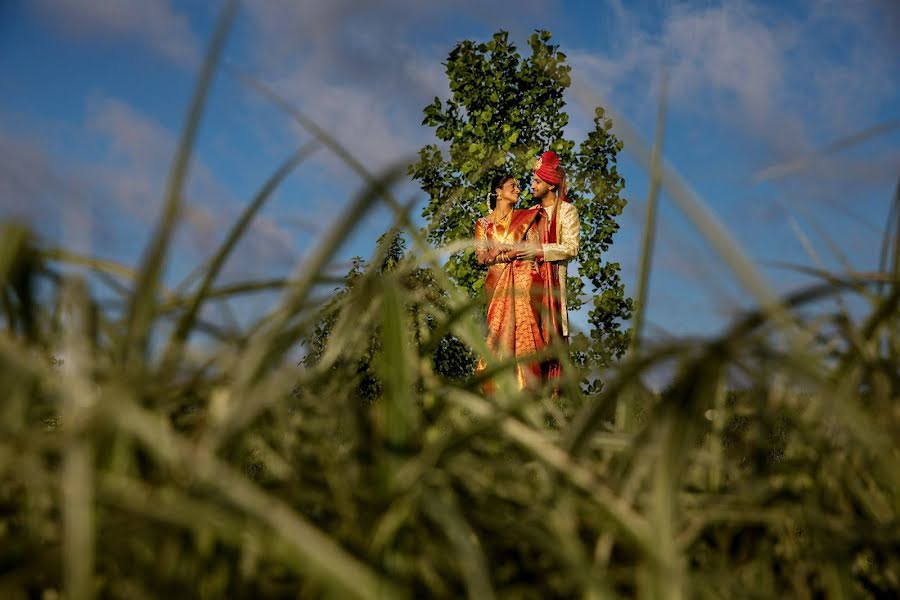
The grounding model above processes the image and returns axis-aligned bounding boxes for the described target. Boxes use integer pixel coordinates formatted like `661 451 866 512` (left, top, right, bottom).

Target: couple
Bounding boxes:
474 151 579 390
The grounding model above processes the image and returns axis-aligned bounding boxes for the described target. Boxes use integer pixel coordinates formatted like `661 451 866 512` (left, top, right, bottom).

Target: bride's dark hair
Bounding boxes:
487 174 515 210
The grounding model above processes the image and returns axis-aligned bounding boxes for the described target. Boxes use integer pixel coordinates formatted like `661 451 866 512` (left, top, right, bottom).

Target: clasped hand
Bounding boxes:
497 242 541 261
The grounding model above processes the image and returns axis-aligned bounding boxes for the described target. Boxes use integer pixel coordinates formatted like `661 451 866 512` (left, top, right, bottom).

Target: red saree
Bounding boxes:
474 206 545 390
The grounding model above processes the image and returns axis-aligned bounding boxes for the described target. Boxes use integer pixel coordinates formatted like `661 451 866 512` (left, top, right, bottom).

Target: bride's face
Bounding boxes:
497 178 520 205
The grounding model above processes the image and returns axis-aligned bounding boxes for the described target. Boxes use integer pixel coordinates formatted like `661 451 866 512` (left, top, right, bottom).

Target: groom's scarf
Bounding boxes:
538 199 566 344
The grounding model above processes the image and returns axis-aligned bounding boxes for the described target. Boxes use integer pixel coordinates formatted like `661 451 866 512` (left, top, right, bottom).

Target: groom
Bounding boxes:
511 150 580 378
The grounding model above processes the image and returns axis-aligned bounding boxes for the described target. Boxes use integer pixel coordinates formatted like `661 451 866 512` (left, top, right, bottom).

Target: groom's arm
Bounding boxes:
513 203 579 262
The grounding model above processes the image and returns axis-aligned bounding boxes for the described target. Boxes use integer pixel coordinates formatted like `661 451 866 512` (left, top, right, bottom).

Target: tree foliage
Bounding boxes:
409 30 633 369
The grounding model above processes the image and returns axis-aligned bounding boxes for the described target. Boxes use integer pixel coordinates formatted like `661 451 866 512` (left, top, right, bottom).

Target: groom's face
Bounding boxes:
531 175 552 200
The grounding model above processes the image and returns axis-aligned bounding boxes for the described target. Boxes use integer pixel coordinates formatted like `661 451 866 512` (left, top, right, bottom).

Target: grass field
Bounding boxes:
1 5 898 599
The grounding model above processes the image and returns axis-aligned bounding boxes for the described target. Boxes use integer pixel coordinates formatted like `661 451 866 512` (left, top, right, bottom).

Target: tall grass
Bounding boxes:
2 6 899 599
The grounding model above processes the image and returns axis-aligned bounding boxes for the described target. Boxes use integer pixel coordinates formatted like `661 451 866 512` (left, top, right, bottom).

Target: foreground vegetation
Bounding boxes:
2 5 898 599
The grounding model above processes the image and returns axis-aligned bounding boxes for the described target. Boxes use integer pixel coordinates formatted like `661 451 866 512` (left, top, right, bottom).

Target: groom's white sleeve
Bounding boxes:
541 203 580 262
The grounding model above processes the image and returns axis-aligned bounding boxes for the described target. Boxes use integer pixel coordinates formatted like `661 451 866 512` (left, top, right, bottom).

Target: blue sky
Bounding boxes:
1 0 898 340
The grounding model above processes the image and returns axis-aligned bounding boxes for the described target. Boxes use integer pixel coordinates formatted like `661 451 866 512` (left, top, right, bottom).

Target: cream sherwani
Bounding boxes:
539 200 580 337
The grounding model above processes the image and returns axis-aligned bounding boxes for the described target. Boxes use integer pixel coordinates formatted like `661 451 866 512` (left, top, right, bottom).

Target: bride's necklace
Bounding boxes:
491 209 512 224
491 208 513 240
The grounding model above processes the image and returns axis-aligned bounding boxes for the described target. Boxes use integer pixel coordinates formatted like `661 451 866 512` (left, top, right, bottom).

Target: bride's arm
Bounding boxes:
475 220 511 265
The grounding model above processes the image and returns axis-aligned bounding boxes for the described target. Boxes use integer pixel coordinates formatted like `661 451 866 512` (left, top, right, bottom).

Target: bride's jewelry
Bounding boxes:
491 209 513 223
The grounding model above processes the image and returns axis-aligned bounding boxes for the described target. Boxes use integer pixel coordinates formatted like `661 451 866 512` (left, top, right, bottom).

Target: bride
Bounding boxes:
474 174 545 390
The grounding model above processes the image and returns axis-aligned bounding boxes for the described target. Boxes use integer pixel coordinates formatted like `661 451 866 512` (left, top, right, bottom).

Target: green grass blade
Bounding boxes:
121 0 238 371
568 79 837 417
99 391 406 600
226 164 410 435
622 70 668 434
0 224 31 286
880 179 900 281
422 491 496 600
41 248 139 283
753 119 900 182
630 70 668 354
225 64 443 267
379 278 418 448
59 278 98 600
159 141 320 371
446 388 660 563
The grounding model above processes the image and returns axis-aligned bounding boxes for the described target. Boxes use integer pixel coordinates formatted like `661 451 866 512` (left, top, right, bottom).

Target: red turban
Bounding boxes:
533 151 564 185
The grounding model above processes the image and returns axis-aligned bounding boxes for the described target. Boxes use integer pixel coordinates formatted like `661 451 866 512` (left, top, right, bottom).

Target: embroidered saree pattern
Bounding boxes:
475 206 544 389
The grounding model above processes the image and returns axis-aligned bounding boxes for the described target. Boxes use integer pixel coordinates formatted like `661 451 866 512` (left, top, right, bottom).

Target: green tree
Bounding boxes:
409 30 632 371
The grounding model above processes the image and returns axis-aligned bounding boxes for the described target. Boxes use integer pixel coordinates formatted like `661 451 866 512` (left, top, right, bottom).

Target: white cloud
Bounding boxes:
87 96 175 171
562 0 900 334
569 0 899 158
241 0 539 72
236 0 547 174
569 2 800 151
0 125 133 252
267 73 427 172
83 95 218 230
0 96 300 281
82 95 301 276
662 4 783 127
31 0 200 65
0 130 77 226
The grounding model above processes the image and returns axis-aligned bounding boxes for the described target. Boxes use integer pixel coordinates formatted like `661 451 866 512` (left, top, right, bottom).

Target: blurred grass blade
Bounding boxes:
159 141 320 370
622 70 668 434
570 80 784 316
754 119 900 182
121 0 238 370
630 69 668 354
60 278 97 600
62 440 94 600
379 278 418 448
0 224 31 286
0 225 37 339
422 492 495 600
569 78 829 387
879 179 900 286
41 248 140 284
102 392 404 600
446 388 659 562
231 164 408 414
225 64 388 195
786 216 855 316
61 439 94 600
157 277 346 315
225 64 438 260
